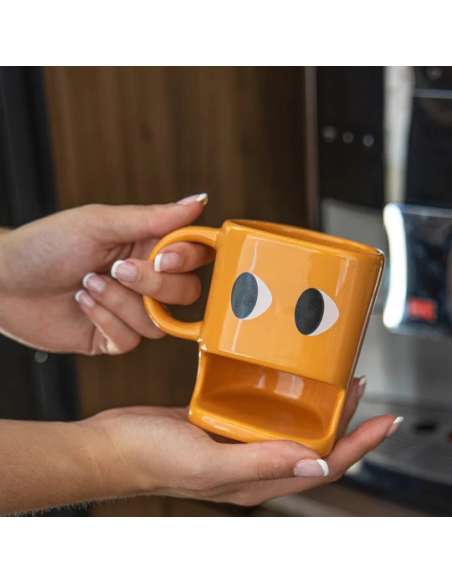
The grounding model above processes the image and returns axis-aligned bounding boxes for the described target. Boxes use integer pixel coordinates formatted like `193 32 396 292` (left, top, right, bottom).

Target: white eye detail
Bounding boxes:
231 272 272 320
294 288 339 336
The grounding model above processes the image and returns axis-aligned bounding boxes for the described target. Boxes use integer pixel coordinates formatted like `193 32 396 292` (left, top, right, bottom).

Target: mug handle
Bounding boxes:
143 226 220 341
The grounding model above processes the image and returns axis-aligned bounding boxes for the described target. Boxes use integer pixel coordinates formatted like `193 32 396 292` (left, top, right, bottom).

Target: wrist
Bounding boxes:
0 229 18 305
77 414 152 500
0 229 11 296
0 230 23 341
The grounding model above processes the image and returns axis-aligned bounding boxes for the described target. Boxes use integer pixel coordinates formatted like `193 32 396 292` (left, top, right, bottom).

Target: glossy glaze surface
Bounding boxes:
189 352 345 454
144 220 384 455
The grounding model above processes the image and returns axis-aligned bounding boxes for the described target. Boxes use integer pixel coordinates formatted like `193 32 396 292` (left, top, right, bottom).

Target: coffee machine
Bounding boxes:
316 67 452 513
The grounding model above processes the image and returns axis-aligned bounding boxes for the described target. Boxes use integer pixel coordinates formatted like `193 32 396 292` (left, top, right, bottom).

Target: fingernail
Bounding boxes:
75 290 95 308
83 272 106 294
111 260 138 282
154 252 183 272
293 458 329 478
386 416 404 438
356 375 367 399
177 192 208 206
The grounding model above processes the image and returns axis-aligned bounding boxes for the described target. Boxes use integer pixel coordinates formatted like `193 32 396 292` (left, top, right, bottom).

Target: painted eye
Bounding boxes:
231 272 272 320
294 288 339 336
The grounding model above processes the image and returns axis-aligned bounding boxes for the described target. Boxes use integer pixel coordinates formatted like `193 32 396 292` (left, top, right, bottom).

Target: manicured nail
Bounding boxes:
177 192 208 206
75 290 95 308
293 458 329 478
83 272 106 294
154 252 183 272
356 375 367 399
111 260 138 282
386 416 404 438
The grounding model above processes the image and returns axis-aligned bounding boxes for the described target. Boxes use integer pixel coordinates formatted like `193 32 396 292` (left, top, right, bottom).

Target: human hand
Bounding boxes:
83 378 402 507
0 193 212 354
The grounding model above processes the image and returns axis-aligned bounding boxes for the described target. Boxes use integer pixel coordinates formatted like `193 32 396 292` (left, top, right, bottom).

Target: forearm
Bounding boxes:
0 418 127 515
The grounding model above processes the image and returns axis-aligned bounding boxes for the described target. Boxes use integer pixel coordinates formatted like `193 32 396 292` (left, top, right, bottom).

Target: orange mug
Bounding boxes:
144 220 384 456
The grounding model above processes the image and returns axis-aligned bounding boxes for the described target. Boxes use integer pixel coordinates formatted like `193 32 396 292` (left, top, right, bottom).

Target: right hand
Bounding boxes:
73 193 213 354
0 191 212 355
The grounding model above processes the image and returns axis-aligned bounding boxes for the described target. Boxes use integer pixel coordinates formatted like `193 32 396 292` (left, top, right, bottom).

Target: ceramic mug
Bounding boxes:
144 220 384 455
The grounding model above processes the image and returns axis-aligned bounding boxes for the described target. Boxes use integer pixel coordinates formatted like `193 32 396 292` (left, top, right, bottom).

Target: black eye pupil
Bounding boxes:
294 288 324 335
231 272 258 319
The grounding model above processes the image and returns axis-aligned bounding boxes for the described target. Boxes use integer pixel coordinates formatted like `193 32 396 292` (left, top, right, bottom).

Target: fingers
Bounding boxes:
89 193 208 243
211 440 321 485
110 259 201 304
74 217 213 351
75 290 141 355
153 242 214 273
222 415 401 507
337 376 366 438
326 414 400 479
82 273 165 339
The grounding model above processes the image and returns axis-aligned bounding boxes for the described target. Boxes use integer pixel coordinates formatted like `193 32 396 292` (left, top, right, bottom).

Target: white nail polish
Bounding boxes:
74 290 95 308
75 290 84 303
195 192 208 204
177 192 208 206
111 260 125 280
357 375 367 399
386 416 404 437
317 459 329 477
82 272 96 288
293 458 329 478
154 253 163 273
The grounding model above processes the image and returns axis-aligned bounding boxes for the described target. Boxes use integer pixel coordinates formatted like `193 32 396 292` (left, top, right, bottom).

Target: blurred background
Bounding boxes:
0 66 451 516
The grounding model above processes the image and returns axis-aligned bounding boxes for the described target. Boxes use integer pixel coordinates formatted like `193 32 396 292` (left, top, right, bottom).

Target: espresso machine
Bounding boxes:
316 67 452 513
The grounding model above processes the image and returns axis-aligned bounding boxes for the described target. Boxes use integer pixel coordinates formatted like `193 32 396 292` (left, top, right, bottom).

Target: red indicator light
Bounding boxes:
407 298 437 322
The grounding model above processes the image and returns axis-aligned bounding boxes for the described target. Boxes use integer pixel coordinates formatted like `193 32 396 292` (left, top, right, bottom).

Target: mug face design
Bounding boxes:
293 287 339 335
230 272 273 320
200 221 383 388
232 276 340 333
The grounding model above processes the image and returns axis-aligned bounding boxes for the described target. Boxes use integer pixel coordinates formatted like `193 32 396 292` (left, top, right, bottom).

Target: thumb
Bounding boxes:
91 194 208 243
215 440 322 484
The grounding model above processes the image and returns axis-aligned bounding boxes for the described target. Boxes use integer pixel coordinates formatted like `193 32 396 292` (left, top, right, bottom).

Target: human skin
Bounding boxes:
0 196 401 514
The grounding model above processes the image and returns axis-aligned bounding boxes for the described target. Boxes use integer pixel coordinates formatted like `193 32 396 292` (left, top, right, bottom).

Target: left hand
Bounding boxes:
80 376 400 507
0 194 212 354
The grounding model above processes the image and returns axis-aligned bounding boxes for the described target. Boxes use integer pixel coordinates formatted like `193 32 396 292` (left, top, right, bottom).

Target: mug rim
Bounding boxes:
225 219 383 259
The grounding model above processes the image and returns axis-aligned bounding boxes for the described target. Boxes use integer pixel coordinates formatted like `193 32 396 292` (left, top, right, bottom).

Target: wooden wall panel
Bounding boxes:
44 66 308 515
